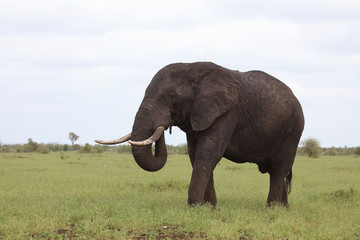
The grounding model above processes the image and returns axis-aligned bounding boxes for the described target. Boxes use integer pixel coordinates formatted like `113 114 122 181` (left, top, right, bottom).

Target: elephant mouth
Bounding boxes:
95 126 165 146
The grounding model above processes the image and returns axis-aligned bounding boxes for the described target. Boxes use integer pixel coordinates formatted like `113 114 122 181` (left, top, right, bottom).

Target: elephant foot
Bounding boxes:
187 199 217 208
187 200 199 207
188 172 217 208
267 172 290 208
266 200 289 208
204 191 217 208
188 185 217 208
203 198 217 208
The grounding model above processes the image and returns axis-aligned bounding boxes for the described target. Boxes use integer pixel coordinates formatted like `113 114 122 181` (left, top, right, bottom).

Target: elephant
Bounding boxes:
95 62 304 207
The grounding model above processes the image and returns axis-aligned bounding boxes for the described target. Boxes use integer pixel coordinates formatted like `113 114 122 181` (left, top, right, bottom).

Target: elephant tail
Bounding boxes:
285 169 292 195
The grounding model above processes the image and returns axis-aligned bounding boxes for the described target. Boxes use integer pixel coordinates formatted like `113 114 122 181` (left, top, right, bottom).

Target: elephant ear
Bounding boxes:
190 75 240 131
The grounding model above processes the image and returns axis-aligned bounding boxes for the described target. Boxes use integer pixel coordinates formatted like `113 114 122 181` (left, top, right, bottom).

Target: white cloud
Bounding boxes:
0 0 359 146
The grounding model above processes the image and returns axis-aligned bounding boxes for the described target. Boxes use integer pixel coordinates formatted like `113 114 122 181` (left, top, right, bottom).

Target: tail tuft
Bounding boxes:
285 169 292 195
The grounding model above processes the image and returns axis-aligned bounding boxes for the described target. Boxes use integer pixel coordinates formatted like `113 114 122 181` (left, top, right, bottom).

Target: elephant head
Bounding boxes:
95 62 241 172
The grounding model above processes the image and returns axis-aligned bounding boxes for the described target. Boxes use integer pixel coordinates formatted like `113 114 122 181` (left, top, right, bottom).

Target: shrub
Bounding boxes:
301 137 321 158
63 144 69 152
355 147 360 156
17 138 39 153
92 145 105 153
36 145 50 154
117 145 132 154
79 143 105 154
80 143 92 153
0 143 11 153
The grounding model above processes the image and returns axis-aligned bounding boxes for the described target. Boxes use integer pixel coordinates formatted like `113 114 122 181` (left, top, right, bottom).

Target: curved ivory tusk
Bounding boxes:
129 126 165 146
95 133 132 145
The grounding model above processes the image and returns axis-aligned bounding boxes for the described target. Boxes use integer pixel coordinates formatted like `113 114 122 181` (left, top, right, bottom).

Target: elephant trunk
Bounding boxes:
130 102 168 172
131 133 167 172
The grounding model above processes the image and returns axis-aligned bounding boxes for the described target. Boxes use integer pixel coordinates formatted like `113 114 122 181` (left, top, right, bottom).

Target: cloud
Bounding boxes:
0 0 359 146
0 0 209 36
208 0 360 22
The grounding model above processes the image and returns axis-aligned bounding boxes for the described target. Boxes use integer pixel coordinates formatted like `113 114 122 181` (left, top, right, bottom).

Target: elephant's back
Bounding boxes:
241 70 293 95
224 71 304 163
240 70 301 111
236 70 304 140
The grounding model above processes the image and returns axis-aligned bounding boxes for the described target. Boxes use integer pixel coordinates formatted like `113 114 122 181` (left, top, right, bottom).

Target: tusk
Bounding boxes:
129 126 165 146
95 133 132 145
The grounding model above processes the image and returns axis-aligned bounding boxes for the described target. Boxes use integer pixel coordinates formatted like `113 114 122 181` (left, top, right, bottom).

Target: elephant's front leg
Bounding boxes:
187 138 228 207
186 134 217 207
204 173 217 206
188 160 218 206
187 111 238 207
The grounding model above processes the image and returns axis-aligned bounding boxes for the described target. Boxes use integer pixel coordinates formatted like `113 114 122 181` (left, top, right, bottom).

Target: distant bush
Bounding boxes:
16 138 37 153
114 144 188 155
3 138 358 157
301 137 321 158
92 144 105 153
36 145 50 154
23 138 39 152
80 143 92 153
117 145 132 154
355 147 360 156
322 146 357 156
63 144 70 151
72 144 81 151
80 143 105 154
167 144 188 155
0 141 11 153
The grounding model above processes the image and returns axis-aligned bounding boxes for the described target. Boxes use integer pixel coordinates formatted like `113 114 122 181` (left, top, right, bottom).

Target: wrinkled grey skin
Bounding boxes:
121 62 304 207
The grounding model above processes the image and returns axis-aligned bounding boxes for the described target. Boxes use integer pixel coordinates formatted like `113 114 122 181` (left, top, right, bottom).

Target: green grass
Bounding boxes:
1 152 359 239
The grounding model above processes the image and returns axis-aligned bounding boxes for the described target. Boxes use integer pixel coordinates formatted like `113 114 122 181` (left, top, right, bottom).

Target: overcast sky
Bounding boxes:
0 0 359 147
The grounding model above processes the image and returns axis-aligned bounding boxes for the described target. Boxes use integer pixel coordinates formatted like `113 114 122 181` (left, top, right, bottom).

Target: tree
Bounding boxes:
301 137 321 158
68 132 79 146
0 140 6 153
27 138 39 152
17 138 40 153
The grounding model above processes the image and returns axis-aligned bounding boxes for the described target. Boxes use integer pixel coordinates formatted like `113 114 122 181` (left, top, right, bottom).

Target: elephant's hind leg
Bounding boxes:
267 171 289 207
267 141 297 207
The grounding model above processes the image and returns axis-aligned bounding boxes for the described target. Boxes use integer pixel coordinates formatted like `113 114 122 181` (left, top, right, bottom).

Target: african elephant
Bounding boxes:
96 62 304 207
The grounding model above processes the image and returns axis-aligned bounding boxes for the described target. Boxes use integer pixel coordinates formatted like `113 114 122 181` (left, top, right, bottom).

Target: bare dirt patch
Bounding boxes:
30 224 77 239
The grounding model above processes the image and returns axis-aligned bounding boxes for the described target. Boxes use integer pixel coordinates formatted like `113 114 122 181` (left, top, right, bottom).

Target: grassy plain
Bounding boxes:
0 152 359 239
